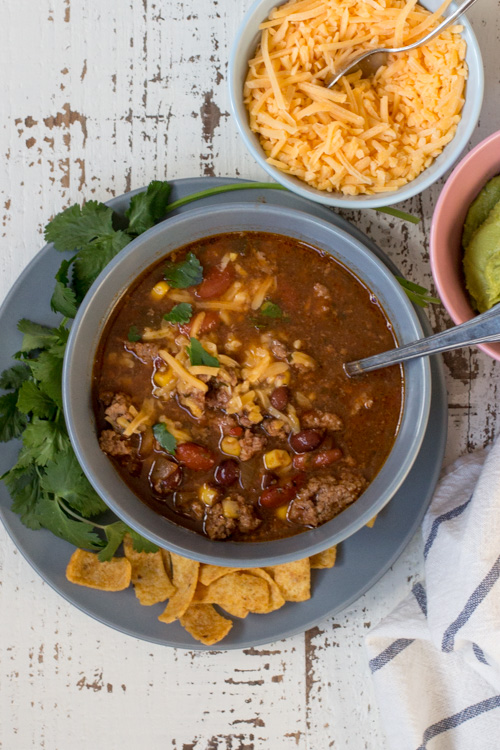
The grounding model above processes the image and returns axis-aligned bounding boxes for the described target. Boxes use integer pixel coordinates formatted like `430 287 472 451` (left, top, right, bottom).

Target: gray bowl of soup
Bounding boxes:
63 203 430 566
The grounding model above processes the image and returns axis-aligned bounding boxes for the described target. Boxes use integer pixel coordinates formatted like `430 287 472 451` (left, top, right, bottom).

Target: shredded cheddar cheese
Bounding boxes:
244 0 467 195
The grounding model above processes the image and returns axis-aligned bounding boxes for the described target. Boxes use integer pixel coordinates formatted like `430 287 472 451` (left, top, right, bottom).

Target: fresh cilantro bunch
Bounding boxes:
0 181 175 560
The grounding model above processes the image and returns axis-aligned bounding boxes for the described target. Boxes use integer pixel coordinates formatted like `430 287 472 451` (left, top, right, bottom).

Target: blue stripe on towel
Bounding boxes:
442 555 500 653
412 582 428 616
416 695 500 749
472 643 489 666
369 639 414 673
423 495 473 559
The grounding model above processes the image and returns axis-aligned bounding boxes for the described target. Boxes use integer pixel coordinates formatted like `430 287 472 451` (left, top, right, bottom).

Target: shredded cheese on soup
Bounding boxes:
244 0 467 195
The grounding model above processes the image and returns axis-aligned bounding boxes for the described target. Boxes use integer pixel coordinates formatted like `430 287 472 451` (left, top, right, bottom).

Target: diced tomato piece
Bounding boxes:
196 265 235 300
179 310 220 336
259 483 298 509
176 442 217 471
227 425 243 438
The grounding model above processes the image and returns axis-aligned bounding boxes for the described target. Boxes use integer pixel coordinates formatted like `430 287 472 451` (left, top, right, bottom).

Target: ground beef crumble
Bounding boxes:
103 392 133 432
288 468 367 527
239 429 267 461
301 409 343 431
204 494 261 540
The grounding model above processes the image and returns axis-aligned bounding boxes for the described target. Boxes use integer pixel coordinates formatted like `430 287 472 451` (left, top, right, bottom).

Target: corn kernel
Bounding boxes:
264 449 292 470
151 280 170 300
221 437 241 457
247 407 263 424
199 484 219 506
222 498 240 519
275 370 291 387
291 351 316 369
154 369 174 388
275 504 289 520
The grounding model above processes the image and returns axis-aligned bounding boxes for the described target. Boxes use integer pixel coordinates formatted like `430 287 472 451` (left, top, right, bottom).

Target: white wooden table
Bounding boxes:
0 1 498 748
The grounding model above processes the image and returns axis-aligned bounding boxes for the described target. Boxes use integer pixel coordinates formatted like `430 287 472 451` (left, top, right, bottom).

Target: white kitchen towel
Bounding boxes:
366 441 500 750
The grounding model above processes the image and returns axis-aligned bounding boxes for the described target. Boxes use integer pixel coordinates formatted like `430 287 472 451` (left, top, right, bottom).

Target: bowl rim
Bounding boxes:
63 201 431 566
228 0 484 209
430 129 500 360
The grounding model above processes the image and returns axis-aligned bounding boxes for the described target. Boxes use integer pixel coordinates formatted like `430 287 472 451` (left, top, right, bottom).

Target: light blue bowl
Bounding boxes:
63 203 431 566
228 0 484 209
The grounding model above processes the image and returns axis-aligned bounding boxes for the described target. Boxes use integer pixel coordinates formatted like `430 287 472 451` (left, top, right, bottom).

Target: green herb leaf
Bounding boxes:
17 381 56 419
187 337 219 367
164 252 203 288
17 419 70 468
73 231 132 302
28 351 64 407
44 201 114 252
17 319 59 353
163 302 193 325
2 465 43 530
126 527 159 554
40 450 107 518
260 300 285 318
0 392 28 442
396 276 440 308
0 364 30 391
152 423 177 454
98 521 128 561
35 494 103 550
51 280 78 318
51 258 79 318
126 180 171 235
128 325 141 342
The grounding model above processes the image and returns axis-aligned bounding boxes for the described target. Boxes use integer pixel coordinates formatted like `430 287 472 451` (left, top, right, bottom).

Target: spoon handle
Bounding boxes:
345 305 500 375
388 0 482 53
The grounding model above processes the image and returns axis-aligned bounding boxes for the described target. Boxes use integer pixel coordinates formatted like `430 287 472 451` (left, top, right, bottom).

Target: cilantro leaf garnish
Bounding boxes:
40 450 108 518
73 231 131 302
126 181 171 236
0 364 30 390
163 303 193 325
0 392 28 442
152 423 177 454
98 522 159 561
44 201 114 251
164 252 203 288
17 381 56 419
51 258 78 317
187 337 220 367
260 300 285 318
128 325 141 342
17 319 60 353
35 494 104 550
396 277 440 308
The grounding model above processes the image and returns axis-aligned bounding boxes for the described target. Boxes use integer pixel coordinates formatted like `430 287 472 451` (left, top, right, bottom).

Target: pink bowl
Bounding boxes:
430 130 500 360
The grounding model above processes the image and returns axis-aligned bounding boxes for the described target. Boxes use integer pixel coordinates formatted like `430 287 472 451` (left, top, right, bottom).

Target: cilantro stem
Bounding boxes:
166 182 288 213
57 497 108 529
165 181 420 224
375 206 420 224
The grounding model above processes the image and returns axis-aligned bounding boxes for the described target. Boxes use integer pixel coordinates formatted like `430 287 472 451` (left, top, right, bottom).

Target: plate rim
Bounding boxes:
0 176 447 650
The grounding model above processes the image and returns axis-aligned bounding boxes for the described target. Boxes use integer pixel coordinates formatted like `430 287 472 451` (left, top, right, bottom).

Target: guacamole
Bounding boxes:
462 175 500 313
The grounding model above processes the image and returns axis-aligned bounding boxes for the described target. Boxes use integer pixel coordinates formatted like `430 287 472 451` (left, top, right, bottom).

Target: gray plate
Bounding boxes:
0 177 447 650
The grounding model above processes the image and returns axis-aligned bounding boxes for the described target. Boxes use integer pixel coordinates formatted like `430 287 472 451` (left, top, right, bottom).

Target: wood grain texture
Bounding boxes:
0 0 499 748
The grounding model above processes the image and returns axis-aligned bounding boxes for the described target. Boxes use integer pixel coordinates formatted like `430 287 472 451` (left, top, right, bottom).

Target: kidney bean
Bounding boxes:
270 386 290 411
293 449 343 470
196 265 234 300
214 459 240 487
261 472 279 489
289 429 323 453
179 310 220 336
312 448 343 468
176 442 216 471
260 482 297 509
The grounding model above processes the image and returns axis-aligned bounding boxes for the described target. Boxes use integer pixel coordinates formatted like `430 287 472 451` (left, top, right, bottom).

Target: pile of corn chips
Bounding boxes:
66 537 338 646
